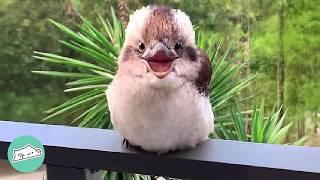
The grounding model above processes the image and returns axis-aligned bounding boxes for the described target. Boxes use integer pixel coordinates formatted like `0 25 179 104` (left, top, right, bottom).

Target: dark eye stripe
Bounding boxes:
185 46 197 61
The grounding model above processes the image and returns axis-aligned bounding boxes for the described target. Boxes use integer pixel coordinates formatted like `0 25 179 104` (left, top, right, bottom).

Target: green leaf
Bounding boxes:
267 123 293 144
32 71 97 78
66 77 110 86
41 93 105 121
59 40 117 70
79 100 107 127
45 89 104 113
110 172 117 180
33 52 107 72
291 135 310 146
71 104 99 124
50 19 117 60
230 105 248 141
91 69 115 78
256 100 265 143
267 110 288 141
64 85 107 92
263 106 280 141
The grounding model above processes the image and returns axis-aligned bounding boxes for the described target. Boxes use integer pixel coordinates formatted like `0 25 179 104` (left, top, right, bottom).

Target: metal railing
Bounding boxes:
0 120 320 180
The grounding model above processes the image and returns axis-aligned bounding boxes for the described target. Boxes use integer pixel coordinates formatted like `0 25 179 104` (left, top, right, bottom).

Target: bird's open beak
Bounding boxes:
143 43 177 79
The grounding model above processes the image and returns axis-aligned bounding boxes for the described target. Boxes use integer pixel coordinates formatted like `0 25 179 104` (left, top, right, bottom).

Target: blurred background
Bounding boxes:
0 0 319 145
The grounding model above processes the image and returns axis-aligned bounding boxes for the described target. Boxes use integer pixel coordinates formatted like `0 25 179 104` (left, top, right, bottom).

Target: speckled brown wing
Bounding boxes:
195 49 212 96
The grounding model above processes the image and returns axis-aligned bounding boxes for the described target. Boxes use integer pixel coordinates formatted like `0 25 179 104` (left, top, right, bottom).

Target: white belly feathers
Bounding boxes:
106 74 214 153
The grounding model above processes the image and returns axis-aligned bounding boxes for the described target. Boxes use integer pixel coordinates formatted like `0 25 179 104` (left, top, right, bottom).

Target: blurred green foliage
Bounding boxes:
0 0 319 139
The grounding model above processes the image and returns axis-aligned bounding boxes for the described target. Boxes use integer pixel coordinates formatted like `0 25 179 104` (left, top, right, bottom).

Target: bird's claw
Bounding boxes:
122 138 129 148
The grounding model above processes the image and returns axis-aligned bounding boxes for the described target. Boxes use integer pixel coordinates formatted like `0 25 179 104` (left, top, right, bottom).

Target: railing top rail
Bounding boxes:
0 120 319 180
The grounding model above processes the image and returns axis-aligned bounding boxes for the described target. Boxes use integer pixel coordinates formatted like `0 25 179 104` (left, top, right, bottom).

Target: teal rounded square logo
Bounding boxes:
7 135 45 173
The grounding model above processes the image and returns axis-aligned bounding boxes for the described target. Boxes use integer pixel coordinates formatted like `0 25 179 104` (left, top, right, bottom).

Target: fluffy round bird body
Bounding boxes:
106 5 214 154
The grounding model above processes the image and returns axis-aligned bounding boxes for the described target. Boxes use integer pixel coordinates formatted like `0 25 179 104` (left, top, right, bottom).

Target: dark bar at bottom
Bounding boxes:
46 165 85 180
46 165 102 180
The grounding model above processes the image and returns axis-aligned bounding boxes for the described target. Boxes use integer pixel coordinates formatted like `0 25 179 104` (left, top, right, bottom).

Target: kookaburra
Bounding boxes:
106 5 214 154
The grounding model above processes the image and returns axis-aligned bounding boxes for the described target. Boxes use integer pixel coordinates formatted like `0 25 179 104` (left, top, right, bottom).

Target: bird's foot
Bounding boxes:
121 138 145 151
122 138 130 148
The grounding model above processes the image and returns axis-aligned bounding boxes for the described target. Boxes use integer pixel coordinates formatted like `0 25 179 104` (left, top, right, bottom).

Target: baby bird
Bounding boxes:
106 5 214 154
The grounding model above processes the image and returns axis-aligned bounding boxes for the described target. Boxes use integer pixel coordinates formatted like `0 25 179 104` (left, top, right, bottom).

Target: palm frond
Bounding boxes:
34 16 254 129
32 10 307 180
215 101 304 144
32 13 123 126
197 31 254 113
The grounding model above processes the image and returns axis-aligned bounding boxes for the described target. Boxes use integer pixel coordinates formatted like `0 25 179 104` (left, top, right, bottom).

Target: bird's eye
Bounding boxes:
138 41 145 52
175 42 183 51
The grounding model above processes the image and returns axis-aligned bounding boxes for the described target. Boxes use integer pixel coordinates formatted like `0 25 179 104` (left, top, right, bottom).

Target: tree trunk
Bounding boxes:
243 13 251 130
65 0 73 16
117 0 129 27
314 111 319 135
298 115 305 138
277 1 285 117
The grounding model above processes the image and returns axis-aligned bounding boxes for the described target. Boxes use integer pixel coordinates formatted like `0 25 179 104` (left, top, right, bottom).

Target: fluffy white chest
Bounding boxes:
107 75 214 153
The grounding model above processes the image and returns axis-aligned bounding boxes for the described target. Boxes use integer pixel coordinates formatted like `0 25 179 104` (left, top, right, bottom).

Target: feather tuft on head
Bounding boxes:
124 5 195 45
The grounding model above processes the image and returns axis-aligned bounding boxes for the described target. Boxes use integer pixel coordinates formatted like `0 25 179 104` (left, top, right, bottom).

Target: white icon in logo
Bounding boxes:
12 144 42 163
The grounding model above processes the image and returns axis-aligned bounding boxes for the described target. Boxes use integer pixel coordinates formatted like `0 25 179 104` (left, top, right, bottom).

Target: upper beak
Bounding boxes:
142 43 177 79
142 43 176 62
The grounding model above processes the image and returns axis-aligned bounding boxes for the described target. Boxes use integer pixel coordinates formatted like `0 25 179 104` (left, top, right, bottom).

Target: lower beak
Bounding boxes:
143 43 176 79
